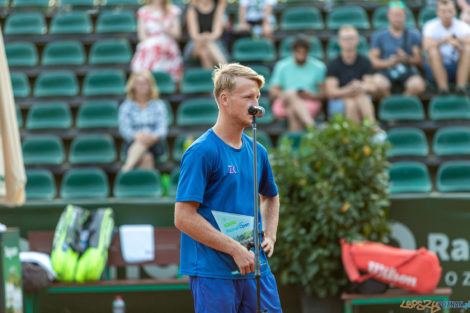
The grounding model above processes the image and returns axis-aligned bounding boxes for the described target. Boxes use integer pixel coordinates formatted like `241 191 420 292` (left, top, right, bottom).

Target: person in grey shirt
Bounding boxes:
370 1 426 98
119 71 168 172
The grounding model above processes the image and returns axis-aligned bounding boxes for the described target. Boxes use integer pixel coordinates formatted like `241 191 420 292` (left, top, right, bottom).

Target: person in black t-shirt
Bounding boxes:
325 26 377 124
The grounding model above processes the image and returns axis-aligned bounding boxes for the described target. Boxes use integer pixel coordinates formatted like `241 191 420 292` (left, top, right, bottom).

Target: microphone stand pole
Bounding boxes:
251 114 267 313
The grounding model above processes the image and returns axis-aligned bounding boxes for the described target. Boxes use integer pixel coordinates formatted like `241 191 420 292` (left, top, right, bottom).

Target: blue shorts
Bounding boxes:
189 273 283 313
424 61 458 84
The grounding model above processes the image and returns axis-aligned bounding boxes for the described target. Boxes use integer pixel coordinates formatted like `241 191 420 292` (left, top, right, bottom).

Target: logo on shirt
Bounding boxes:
228 165 237 174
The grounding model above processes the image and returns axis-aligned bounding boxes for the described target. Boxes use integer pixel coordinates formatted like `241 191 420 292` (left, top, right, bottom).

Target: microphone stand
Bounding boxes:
251 113 267 313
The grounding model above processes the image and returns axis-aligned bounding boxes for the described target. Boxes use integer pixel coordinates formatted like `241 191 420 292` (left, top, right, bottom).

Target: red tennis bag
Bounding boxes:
341 240 442 293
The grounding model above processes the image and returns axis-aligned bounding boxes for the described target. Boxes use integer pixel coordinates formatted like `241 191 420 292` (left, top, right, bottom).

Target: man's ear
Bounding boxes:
219 92 229 108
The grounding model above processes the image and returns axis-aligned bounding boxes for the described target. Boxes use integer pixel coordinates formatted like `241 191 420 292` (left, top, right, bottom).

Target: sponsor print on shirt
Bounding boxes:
212 210 253 244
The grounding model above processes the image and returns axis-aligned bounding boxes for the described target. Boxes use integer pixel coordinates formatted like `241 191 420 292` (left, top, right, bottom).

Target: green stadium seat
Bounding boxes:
89 39 132 65
278 131 307 150
16 107 23 128
0 0 8 6
433 127 470 156
169 167 179 197
103 0 140 5
4 12 47 35
280 6 323 31
60 0 96 6
11 0 49 7
26 102 72 130
22 135 65 165
26 169 56 200
379 95 425 121
61 168 109 199
389 162 432 194
386 127 428 157
69 134 117 164
232 38 276 62
96 10 137 33
42 40 86 66
327 35 369 60
34 71 79 97
172 132 202 162
113 169 162 198
5 42 38 67
50 11 92 34
419 7 436 28
176 98 218 126
429 95 470 120
82 69 126 96
76 100 119 129
250 65 271 92
327 6 370 30
152 71 176 95
244 130 273 150
181 68 213 94
257 97 274 124
372 6 416 29
279 36 324 60
10 72 30 98
437 161 470 192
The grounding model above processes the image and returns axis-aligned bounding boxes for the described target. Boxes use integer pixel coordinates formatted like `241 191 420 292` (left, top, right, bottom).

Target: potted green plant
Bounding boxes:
270 115 390 313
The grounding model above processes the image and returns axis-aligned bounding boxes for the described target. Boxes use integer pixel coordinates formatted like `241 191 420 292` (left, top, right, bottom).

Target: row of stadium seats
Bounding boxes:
4 36 368 67
388 127 470 157
1 6 437 35
16 98 273 129
1 0 163 7
25 167 180 200
389 161 470 193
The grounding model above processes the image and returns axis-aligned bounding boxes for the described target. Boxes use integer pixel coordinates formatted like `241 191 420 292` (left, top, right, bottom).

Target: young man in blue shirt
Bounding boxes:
174 63 282 313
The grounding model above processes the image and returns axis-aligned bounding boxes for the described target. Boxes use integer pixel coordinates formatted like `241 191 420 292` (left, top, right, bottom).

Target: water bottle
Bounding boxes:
112 296 125 313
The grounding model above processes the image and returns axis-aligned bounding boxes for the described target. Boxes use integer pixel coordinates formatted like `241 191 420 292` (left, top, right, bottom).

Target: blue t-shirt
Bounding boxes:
176 129 278 279
371 28 421 60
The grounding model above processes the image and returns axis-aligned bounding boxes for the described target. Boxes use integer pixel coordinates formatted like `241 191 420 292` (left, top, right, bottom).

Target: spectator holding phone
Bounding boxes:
269 35 325 131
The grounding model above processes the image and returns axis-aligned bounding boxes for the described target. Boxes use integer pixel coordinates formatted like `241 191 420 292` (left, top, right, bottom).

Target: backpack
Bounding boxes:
51 205 115 282
341 239 442 293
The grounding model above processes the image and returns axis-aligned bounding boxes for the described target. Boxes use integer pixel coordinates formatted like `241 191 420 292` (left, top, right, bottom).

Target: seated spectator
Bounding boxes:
423 0 470 95
370 1 425 97
457 0 470 25
269 35 325 131
119 71 169 172
325 26 377 124
131 0 183 82
185 0 228 69
236 0 276 40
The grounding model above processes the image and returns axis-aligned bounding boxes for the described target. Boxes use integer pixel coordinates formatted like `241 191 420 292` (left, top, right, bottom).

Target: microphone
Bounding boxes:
248 106 265 118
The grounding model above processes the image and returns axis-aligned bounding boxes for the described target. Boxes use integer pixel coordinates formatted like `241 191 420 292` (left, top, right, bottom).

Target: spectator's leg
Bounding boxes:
456 42 470 89
207 41 227 67
122 142 148 172
404 75 426 97
282 90 314 131
373 74 391 98
138 153 155 170
193 40 213 69
355 94 376 123
344 97 360 123
426 47 449 90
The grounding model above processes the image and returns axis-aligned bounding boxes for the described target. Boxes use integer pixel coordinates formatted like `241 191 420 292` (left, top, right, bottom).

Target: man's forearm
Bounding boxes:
260 195 279 240
175 204 241 255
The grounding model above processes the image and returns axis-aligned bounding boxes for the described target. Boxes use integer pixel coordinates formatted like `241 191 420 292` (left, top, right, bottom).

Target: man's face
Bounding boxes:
338 28 359 52
388 7 406 30
293 46 308 65
437 2 455 26
223 77 261 128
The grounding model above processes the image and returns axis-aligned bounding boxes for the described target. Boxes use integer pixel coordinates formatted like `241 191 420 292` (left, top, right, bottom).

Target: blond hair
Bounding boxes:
126 71 159 101
146 0 172 14
212 63 265 102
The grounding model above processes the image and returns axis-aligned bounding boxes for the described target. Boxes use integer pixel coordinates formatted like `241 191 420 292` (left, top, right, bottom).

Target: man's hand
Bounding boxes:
396 48 408 63
261 234 276 257
231 244 255 275
388 54 399 67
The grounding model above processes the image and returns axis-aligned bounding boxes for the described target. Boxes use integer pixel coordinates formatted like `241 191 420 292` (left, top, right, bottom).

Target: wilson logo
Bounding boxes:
368 261 417 287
